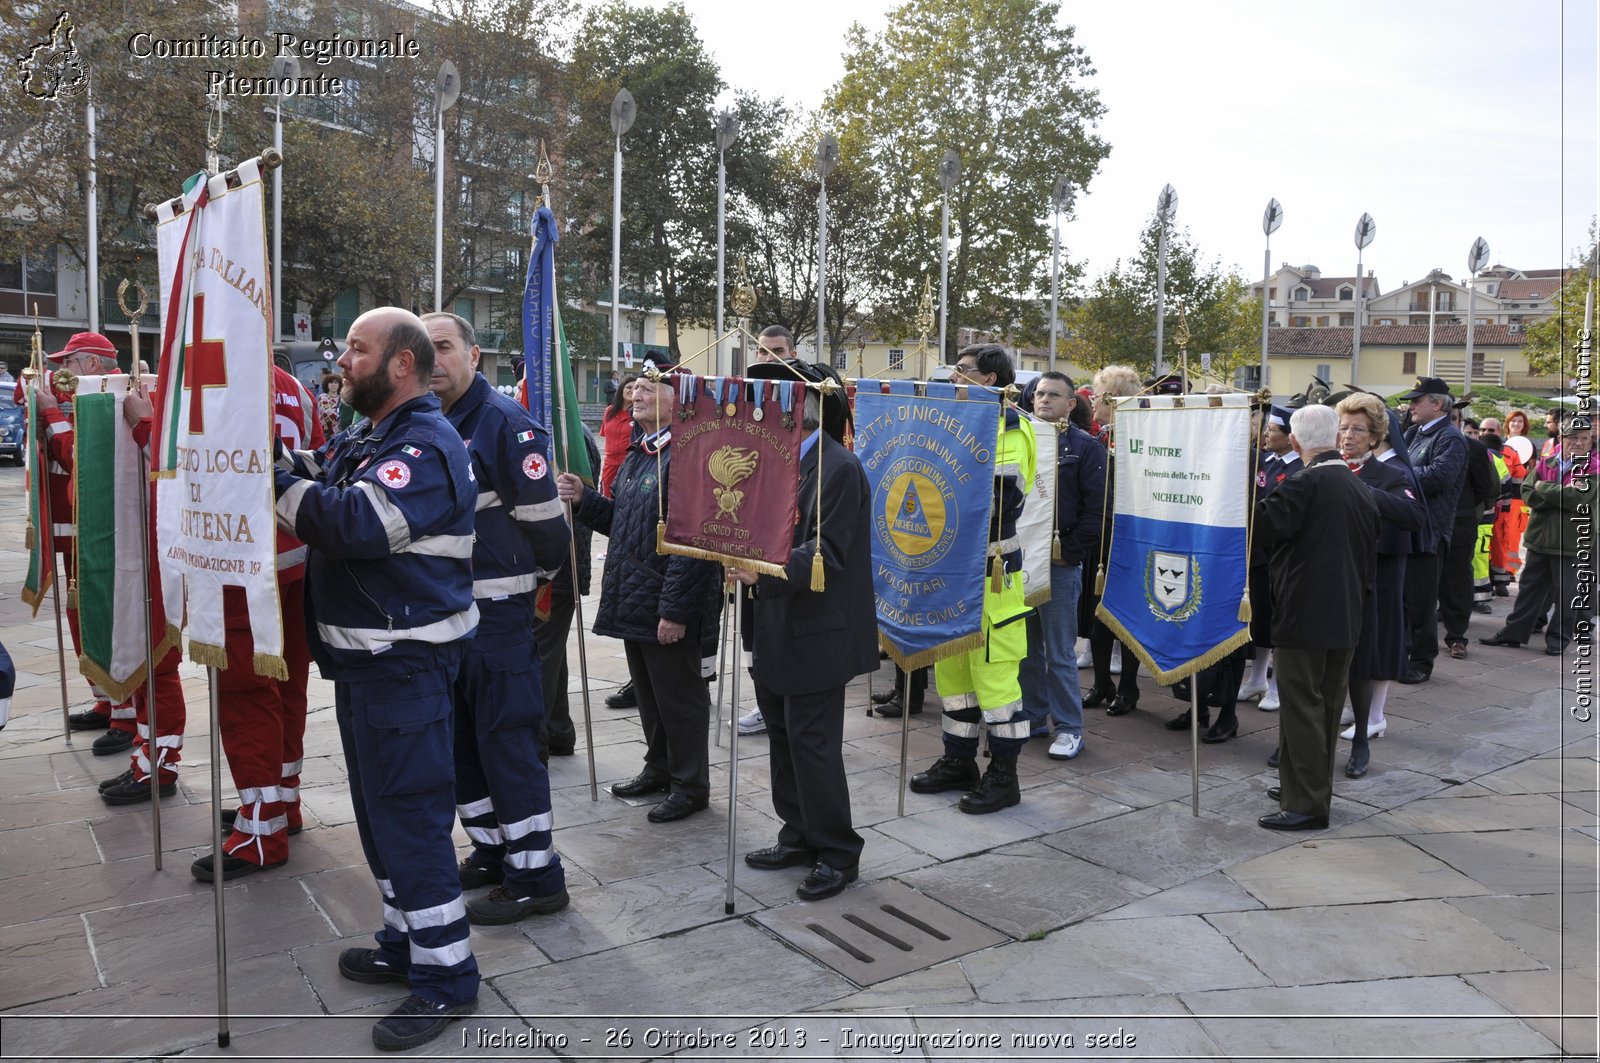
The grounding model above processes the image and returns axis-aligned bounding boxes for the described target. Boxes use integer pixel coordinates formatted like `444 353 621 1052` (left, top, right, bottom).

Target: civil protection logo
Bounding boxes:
876 456 957 571
17 11 88 102
1145 549 1200 621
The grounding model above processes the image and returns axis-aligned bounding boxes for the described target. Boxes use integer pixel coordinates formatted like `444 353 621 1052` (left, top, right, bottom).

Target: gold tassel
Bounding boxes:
1094 565 1106 597
25 525 34 550
1238 590 1252 623
1051 538 1062 563
989 555 1002 595
66 578 77 610
810 549 825 592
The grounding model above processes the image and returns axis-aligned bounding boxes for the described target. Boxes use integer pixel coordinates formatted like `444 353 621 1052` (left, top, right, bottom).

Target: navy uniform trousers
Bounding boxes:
453 634 564 899
336 650 478 1007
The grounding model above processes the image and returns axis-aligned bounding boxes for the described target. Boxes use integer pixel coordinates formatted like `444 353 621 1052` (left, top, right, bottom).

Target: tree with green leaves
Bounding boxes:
1523 218 1597 378
1064 215 1261 381
827 0 1109 361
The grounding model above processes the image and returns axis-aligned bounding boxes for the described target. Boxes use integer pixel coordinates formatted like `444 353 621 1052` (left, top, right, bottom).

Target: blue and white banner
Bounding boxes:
855 380 1000 669
1017 414 1059 608
1096 395 1253 682
522 205 557 432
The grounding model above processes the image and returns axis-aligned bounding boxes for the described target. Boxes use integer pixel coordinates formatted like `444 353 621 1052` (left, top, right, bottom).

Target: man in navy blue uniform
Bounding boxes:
274 307 479 1052
424 312 571 925
1396 377 1469 683
557 354 722 823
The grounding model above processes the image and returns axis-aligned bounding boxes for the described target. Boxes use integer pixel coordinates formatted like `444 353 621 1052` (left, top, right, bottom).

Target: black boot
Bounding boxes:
958 757 1020 815
605 681 637 709
909 756 980 794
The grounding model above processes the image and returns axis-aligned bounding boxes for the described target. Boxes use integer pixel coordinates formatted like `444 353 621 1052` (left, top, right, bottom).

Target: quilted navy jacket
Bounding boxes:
573 433 721 643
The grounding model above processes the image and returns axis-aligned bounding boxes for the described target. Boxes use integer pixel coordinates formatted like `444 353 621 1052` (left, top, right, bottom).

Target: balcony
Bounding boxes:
476 328 507 351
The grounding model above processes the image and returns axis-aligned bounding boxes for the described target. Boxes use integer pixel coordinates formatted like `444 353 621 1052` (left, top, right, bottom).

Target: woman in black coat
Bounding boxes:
1334 394 1426 777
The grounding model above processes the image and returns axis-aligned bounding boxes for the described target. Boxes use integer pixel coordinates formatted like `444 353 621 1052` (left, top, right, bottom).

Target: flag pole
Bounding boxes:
816 133 838 364
711 592 731 748
938 150 960 364
208 667 230 1047
714 111 739 377
723 590 742 915
535 156 600 801
118 280 163 866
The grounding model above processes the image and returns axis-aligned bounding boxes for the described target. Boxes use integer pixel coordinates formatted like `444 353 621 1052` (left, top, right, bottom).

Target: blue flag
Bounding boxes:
1095 396 1253 681
855 380 1001 669
522 205 593 482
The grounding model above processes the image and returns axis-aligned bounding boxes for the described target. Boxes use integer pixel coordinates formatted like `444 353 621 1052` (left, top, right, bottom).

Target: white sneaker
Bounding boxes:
1076 645 1093 668
1340 706 1355 726
1110 645 1123 675
1340 719 1386 741
1048 732 1083 760
1237 681 1267 702
1258 691 1280 712
735 708 766 735
0 696 8 729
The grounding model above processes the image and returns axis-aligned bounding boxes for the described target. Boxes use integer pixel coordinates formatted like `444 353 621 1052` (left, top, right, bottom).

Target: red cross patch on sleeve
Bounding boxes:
522 452 548 480
376 460 412 488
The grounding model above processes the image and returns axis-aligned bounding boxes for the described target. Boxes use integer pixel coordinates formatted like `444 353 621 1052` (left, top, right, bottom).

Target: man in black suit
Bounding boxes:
728 361 876 901
1254 404 1379 831
1395 376 1468 682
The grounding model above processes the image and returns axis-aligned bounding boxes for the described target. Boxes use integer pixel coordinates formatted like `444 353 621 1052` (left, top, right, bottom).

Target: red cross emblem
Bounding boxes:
375 459 411 488
523 452 547 480
184 294 229 434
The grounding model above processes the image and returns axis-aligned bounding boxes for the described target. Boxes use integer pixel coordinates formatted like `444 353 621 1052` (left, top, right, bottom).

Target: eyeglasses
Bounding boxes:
955 363 979 374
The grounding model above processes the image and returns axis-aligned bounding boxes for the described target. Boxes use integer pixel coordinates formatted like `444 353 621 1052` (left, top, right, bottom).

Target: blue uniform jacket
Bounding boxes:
445 373 569 637
1403 416 1469 552
275 392 478 679
1055 423 1107 568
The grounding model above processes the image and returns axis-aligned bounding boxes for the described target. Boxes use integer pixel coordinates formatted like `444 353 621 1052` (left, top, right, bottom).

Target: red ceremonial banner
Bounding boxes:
660 375 808 577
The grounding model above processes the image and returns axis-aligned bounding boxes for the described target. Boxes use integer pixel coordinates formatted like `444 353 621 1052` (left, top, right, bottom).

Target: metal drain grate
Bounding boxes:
753 879 1005 985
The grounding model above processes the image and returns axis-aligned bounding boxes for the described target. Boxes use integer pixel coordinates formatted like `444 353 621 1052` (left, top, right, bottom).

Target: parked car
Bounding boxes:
0 391 23 465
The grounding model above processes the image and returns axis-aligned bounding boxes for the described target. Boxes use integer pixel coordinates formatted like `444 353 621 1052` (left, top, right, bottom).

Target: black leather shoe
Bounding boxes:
744 843 818 870
1105 694 1138 716
1259 810 1328 831
1165 709 1208 731
873 695 923 718
371 993 476 1052
1081 685 1116 709
1267 747 1280 768
92 729 135 756
870 688 898 705
546 737 576 757
610 771 671 798
646 792 708 823
909 756 981 794
1398 664 1431 685
1266 785 1282 801
98 767 135 793
191 852 287 882
220 807 302 836
604 681 637 709
1201 719 1238 744
1546 641 1566 656
796 862 858 901
338 947 409 985
457 858 503 890
68 709 111 731
1478 634 1522 648
1345 746 1370 778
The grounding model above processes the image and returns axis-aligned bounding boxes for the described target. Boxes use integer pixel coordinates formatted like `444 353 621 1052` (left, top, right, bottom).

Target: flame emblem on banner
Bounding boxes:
709 444 758 522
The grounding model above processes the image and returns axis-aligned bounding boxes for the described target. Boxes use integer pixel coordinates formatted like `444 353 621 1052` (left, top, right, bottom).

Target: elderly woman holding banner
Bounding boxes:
1333 394 1426 778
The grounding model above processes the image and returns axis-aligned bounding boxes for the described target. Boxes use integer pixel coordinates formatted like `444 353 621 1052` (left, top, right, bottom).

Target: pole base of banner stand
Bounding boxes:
724 901 734 916
1190 684 1201 818
217 1033 230 1048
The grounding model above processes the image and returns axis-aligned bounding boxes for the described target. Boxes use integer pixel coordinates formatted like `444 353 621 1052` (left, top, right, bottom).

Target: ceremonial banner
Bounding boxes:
72 376 174 701
523 204 593 482
660 375 807 575
153 159 283 677
20 380 55 613
1095 395 1252 682
856 380 1000 669
1017 414 1059 608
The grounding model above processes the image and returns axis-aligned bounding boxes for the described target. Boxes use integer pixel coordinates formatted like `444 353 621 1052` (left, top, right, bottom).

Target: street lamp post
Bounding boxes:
714 110 739 376
1048 176 1073 374
1351 212 1376 386
1465 236 1491 387
432 60 460 314
608 88 637 373
816 133 839 364
270 55 300 339
1259 198 1282 389
938 149 961 364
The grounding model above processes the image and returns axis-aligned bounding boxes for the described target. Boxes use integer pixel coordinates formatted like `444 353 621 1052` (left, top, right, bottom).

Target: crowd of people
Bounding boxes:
21 313 1591 1051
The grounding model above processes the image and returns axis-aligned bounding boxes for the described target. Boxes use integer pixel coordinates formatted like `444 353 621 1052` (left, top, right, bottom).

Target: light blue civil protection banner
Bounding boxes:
1095 395 1253 683
855 380 1001 669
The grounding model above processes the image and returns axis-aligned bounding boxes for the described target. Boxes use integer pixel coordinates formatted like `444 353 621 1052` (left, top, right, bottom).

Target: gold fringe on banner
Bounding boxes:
188 639 228 670
1092 602 1253 686
77 655 141 705
253 652 288 682
878 628 986 673
810 550 824 592
150 469 176 480
657 540 790 579
20 578 49 612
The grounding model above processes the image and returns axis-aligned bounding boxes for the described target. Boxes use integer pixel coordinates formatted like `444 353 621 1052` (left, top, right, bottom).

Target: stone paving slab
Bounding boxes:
1206 898 1546 984
1039 800 1294 890
904 995 1227 1061
1361 791 1573 834
961 914 1272 1002
0 912 99 1009
821 960 977 1012
1408 826 1596 895
1180 974 1561 1060
1464 965 1600 1057
0 818 100 884
1222 835 1493 908
1444 891 1599 970
900 840 1153 940
1093 870 1267 922
869 797 1047 862
528 863 761 962
1476 755 1600 794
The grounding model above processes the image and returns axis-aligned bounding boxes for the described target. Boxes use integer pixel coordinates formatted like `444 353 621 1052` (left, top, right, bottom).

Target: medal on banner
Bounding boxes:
723 377 738 418
751 378 766 421
779 380 796 429
678 373 697 420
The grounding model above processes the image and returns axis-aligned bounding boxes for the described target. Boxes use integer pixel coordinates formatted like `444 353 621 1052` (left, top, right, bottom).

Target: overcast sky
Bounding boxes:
652 0 1597 293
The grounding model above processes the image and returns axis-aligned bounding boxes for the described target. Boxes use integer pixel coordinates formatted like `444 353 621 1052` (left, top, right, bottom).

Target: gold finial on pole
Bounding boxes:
916 276 934 380
1174 302 1192 399
731 255 757 320
117 279 149 386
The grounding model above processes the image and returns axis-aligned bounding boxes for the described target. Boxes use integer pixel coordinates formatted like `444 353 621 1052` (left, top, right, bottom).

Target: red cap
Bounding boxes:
47 331 118 364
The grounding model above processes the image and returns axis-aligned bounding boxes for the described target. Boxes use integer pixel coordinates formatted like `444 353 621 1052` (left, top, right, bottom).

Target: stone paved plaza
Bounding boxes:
0 462 1595 1062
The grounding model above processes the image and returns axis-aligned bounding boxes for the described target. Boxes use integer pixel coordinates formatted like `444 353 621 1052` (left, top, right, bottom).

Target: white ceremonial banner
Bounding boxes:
153 159 284 678
1017 413 1058 608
